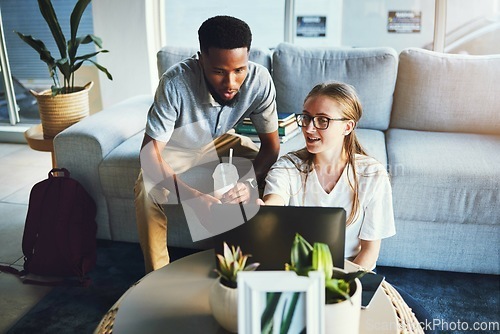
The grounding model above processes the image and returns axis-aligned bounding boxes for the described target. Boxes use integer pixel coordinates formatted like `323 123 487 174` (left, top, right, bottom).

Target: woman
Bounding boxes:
261 82 395 270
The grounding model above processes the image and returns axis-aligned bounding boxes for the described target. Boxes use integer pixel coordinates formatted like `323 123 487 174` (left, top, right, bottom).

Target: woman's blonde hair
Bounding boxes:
287 82 367 226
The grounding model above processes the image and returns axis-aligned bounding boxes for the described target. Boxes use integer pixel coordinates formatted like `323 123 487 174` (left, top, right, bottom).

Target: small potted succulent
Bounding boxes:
287 233 366 333
210 242 260 333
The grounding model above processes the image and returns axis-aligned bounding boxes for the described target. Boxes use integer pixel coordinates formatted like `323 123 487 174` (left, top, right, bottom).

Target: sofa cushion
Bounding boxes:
156 46 273 78
99 132 142 200
100 133 217 199
379 219 499 274
272 43 398 131
391 48 500 134
386 128 500 224
356 129 387 168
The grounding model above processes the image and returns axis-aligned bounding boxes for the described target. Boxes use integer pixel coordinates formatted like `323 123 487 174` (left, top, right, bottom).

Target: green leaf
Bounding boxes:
74 50 108 62
90 57 113 83
239 254 248 269
290 233 313 271
55 58 71 82
332 270 366 282
69 35 103 64
244 262 260 271
70 0 91 42
37 0 66 59
261 292 282 334
325 278 352 304
223 242 234 263
15 32 56 69
68 0 92 61
312 242 333 280
72 62 83 73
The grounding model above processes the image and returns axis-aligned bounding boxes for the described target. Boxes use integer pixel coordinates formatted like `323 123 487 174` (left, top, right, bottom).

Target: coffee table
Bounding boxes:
96 249 423 333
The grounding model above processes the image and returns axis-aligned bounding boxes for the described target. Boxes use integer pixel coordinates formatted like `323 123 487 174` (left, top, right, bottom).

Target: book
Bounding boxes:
244 127 301 144
278 127 301 143
277 112 295 124
241 113 296 127
235 120 298 136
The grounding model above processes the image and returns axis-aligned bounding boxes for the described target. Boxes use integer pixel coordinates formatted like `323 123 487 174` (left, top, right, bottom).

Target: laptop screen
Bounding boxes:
210 205 346 270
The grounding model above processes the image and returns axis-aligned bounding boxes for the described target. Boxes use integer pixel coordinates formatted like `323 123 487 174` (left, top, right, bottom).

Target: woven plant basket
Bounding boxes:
30 81 93 139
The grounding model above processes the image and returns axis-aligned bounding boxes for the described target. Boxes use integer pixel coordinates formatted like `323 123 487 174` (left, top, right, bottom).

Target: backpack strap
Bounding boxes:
0 264 25 276
22 175 52 265
49 167 70 178
0 264 91 287
22 169 65 270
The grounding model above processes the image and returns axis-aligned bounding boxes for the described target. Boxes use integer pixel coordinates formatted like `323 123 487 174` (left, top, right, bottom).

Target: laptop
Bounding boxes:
210 204 346 270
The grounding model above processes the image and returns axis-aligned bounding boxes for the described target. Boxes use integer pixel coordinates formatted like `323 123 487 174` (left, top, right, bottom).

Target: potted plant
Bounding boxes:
287 233 366 333
15 0 112 138
210 242 260 333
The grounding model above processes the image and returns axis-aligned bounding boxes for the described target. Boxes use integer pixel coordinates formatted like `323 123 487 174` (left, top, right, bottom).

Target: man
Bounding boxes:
135 16 280 273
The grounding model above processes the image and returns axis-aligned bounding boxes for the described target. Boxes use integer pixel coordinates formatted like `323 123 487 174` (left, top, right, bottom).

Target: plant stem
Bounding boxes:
53 70 60 88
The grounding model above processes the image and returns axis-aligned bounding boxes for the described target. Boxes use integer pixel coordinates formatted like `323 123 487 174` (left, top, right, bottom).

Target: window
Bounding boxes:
0 0 95 85
163 0 500 54
164 0 285 48
444 0 500 54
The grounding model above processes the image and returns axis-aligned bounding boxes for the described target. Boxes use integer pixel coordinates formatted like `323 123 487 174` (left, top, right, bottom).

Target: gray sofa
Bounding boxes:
54 43 500 275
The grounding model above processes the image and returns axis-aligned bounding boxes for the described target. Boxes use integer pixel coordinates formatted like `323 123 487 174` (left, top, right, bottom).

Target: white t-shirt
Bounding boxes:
264 153 396 260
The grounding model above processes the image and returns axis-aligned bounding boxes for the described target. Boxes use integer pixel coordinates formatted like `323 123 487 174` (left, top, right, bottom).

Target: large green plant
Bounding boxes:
15 0 112 95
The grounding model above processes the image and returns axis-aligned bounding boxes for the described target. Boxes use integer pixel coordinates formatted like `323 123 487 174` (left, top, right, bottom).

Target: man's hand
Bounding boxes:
220 182 257 204
182 191 222 233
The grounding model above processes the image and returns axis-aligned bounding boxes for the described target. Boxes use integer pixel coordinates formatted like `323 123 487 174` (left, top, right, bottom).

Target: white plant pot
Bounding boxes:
209 277 238 333
325 274 362 334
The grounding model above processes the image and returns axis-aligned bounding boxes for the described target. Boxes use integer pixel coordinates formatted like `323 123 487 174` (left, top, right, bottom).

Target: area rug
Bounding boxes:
377 266 499 333
6 240 200 334
7 241 499 334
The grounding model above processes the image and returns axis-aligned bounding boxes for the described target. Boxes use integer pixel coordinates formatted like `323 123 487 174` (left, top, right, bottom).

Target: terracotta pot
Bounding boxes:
209 277 238 333
325 271 362 334
30 82 93 139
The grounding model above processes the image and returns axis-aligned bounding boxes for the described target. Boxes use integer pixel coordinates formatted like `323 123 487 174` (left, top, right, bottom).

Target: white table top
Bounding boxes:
112 249 398 333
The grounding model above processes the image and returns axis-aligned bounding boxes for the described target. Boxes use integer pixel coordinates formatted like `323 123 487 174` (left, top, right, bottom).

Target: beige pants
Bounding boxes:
134 132 258 273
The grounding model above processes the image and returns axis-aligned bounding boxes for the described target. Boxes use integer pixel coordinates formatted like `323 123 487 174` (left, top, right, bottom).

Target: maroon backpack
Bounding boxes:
20 168 97 285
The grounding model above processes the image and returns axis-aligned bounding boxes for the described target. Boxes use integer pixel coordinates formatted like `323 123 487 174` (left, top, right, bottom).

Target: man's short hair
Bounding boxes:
198 16 252 53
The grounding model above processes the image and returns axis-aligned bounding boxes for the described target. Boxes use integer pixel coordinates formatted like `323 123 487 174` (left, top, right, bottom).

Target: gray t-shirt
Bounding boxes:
145 55 278 149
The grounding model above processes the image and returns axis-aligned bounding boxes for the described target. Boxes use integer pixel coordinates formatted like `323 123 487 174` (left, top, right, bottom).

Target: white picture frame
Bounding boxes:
238 271 325 334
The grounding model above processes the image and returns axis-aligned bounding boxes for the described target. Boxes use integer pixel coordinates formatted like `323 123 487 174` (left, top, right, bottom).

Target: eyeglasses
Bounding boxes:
295 114 348 130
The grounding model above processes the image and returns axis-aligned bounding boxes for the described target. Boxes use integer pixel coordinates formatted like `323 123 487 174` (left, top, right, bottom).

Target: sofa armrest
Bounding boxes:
53 95 153 239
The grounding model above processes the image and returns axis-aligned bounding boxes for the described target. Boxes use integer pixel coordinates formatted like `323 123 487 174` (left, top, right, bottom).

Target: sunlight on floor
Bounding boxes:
0 143 53 332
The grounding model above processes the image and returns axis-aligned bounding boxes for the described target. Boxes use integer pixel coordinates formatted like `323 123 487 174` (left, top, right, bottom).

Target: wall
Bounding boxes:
91 0 157 108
